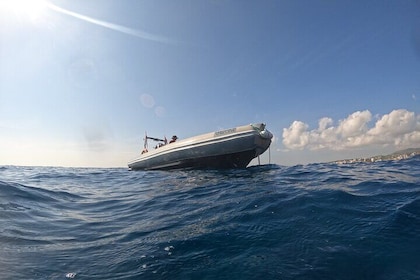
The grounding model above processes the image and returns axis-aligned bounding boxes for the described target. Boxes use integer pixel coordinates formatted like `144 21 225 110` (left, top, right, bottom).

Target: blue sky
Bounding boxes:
1 0 419 167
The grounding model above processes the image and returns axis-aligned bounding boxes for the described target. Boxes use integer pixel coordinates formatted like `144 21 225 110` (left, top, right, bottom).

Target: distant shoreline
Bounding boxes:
332 148 420 164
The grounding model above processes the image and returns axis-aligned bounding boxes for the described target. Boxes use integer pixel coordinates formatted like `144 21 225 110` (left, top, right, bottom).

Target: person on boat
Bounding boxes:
169 135 178 143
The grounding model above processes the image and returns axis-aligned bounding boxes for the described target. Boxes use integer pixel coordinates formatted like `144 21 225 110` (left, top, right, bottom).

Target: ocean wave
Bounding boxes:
0 180 83 204
0 159 419 279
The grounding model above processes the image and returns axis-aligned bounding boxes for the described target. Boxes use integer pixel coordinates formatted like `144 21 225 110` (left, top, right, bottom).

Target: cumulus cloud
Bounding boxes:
282 121 309 149
282 109 420 151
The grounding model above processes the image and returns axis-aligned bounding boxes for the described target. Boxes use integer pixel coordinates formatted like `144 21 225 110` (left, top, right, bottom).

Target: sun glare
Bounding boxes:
0 0 48 22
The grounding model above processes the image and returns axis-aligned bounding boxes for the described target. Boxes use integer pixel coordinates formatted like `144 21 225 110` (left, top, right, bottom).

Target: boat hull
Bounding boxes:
128 123 272 170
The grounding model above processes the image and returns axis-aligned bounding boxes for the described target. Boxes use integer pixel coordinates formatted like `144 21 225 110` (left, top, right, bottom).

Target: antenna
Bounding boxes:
144 132 148 149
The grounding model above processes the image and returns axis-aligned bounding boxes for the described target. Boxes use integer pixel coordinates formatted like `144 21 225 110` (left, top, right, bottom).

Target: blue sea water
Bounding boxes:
0 157 419 280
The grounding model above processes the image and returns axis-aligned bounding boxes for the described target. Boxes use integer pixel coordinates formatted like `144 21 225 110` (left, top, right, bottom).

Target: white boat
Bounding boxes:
128 123 273 170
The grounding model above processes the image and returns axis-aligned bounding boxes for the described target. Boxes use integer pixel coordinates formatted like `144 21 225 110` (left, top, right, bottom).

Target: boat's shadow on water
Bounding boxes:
246 163 281 171
151 164 283 183
159 163 281 174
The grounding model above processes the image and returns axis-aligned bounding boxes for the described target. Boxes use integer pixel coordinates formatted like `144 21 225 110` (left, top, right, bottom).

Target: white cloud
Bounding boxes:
282 109 420 151
282 121 309 150
337 110 371 138
369 109 417 137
